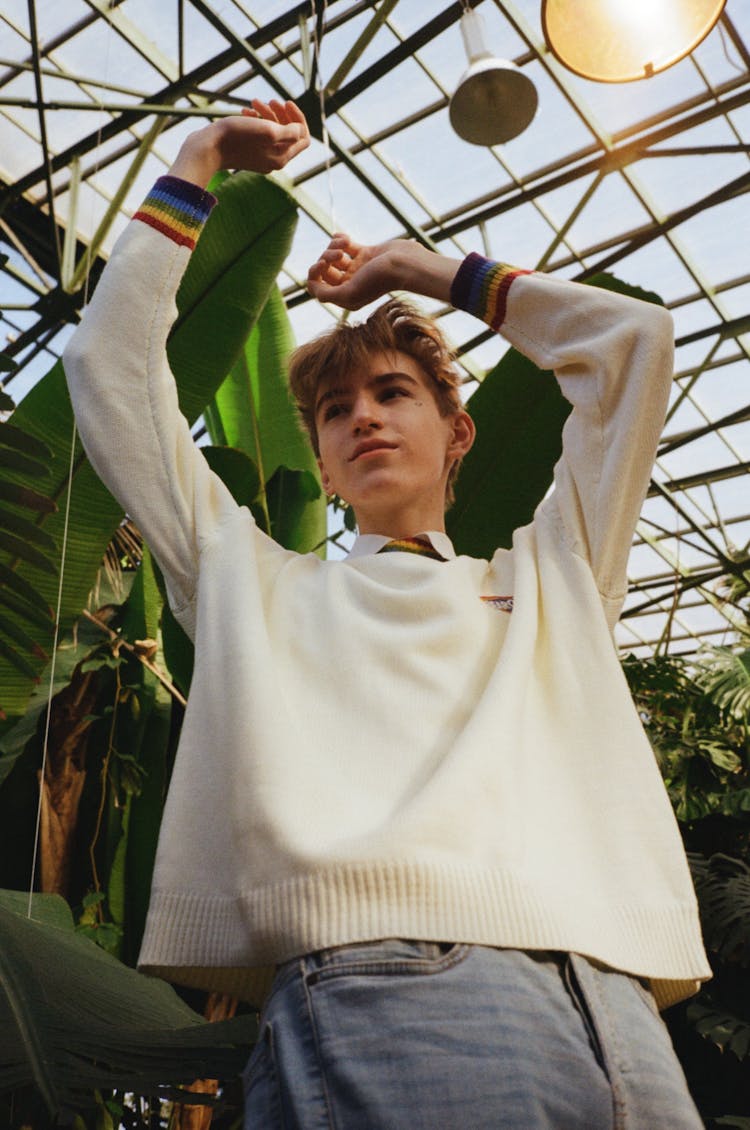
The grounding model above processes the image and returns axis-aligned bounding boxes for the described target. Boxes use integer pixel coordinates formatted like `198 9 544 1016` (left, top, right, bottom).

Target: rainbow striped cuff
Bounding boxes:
133 176 217 250
450 252 531 331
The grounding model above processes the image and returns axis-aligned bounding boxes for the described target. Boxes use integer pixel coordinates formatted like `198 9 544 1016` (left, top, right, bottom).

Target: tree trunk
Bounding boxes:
37 664 98 895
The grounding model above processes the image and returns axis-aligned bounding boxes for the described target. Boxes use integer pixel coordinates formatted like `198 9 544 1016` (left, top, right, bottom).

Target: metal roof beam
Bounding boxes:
0 0 348 211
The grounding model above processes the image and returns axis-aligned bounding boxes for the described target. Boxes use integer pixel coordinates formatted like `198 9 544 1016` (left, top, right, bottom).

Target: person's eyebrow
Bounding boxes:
315 371 419 416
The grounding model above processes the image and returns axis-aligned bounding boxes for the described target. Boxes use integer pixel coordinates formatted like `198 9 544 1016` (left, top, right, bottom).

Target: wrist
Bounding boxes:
168 124 223 188
395 245 462 304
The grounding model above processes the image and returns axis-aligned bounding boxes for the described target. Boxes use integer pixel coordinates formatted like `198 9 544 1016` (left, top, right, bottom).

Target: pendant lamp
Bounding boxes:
449 8 538 145
542 0 727 83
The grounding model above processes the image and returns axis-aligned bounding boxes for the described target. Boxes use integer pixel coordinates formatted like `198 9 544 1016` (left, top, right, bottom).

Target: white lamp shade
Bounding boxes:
449 9 538 146
543 0 727 83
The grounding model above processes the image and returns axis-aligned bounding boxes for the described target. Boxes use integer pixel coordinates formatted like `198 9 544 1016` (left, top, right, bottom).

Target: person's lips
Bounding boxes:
349 439 397 461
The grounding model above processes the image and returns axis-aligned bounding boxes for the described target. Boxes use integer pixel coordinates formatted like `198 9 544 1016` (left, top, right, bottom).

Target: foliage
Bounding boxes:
448 273 664 557
0 355 58 697
0 169 315 1123
0 889 255 1118
623 653 750 838
3 213 740 1125
0 170 299 719
625 629 750 1124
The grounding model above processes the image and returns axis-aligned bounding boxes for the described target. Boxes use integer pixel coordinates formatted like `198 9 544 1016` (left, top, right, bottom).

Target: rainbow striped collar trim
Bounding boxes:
376 535 447 562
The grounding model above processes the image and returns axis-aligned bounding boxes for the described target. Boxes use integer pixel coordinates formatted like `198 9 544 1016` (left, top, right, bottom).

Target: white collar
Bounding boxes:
347 531 456 560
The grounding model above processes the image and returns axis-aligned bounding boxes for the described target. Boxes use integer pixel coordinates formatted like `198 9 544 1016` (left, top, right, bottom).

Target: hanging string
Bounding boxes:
27 9 114 917
309 0 336 230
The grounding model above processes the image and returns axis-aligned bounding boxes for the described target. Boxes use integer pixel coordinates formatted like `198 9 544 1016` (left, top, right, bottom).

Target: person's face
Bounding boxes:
315 350 474 533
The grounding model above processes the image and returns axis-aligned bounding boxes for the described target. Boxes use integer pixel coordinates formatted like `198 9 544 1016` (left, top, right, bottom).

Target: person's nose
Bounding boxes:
351 392 382 434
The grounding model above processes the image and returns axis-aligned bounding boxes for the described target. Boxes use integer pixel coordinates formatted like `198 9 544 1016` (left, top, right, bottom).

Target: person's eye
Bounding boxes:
323 403 345 421
382 387 409 401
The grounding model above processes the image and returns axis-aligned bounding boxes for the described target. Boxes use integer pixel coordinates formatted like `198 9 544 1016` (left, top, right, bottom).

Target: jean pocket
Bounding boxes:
309 938 471 983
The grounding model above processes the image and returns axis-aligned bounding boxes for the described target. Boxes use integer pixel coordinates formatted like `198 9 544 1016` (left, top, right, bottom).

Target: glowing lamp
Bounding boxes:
542 0 727 83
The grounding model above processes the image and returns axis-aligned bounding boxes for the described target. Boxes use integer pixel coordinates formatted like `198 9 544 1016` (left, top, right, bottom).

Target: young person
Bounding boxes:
64 101 711 1129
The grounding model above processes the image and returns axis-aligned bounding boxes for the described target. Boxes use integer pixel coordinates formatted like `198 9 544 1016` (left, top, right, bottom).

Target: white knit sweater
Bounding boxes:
63 182 710 1010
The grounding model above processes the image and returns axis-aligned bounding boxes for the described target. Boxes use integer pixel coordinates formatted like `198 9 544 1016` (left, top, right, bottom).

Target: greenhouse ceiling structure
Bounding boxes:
0 0 749 657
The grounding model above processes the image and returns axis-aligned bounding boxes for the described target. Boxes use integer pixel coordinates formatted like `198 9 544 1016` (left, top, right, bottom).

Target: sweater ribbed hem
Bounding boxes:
138 861 710 1010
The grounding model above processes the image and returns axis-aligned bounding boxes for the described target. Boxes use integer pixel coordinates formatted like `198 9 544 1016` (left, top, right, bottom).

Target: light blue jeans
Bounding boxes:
243 940 703 1129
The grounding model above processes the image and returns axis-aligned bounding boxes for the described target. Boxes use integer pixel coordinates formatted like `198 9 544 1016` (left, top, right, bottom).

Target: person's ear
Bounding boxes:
317 457 332 495
447 410 476 460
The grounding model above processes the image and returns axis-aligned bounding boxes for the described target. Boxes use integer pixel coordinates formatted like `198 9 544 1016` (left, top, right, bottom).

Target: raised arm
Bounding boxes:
64 103 310 634
307 234 459 309
308 237 673 623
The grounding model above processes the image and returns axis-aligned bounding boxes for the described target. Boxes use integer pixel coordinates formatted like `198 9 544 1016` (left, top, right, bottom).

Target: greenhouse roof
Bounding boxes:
1 0 749 656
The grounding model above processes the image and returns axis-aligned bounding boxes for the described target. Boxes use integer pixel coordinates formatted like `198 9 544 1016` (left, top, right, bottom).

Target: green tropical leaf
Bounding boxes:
0 506 57 553
0 586 53 632
265 466 324 554
687 994 750 1061
0 610 47 661
206 285 313 480
697 647 750 722
690 853 750 966
447 350 568 557
0 421 52 463
0 529 57 574
169 172 298 424
205 283 326 554
201 445 262 509
0 890 255 1116
0 447 50 479
0 637 41 682
0 173 297 717
0 480 57 513
448 274 665 558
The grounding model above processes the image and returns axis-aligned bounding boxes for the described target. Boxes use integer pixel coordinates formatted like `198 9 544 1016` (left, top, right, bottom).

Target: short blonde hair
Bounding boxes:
288 298 465 506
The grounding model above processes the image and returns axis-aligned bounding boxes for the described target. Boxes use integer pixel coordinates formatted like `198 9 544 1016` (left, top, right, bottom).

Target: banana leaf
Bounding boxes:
0 889 255 1116
0 421 58 690
0 172 298 718
448 274 665 558
204 283 326 554
158 446 262 695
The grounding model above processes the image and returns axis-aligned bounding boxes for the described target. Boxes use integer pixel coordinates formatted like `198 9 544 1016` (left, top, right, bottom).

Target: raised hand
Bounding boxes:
307 234 462 310
307 234 417 310
169 99 310 187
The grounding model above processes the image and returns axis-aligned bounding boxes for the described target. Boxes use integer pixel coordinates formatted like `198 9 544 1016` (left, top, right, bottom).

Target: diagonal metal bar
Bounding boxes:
576 171 750 280
655 461 750 494
25 0 61 274
324 0 400 95
431 86 750 243
0 0 349 211
187 0 440 246
660 403 750 457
